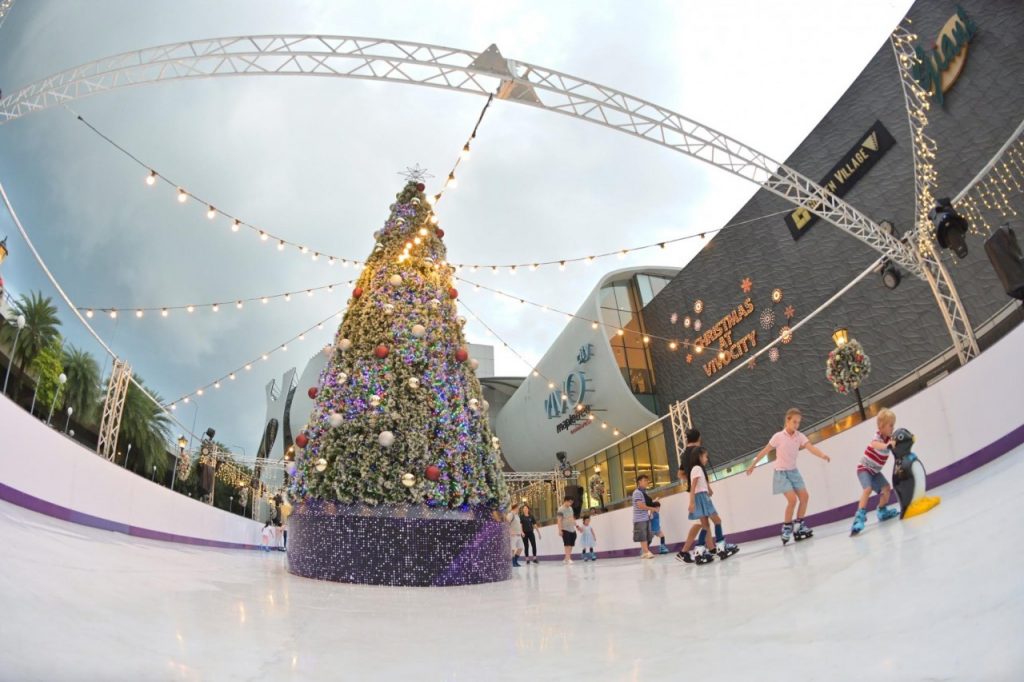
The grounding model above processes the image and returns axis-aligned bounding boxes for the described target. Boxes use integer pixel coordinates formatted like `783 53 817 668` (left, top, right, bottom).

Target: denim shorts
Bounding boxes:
688 492 717 520
773 469 806 494
857 470 890 493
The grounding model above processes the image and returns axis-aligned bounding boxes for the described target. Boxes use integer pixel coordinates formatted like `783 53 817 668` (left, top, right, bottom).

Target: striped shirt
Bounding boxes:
858 431 891 474
632 488 649 522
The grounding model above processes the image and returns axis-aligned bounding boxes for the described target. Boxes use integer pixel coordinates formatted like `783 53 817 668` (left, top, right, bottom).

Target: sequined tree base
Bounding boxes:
287 502 511 586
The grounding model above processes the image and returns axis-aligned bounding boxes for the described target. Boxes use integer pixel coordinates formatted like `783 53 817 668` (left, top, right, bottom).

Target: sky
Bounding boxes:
0 0 914 459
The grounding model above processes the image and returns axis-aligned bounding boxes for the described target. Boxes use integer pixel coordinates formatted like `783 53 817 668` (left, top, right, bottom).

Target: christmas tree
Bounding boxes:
291 179 508 511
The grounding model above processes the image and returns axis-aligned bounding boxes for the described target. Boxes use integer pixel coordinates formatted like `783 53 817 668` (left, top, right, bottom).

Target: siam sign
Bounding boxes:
695 297 758 377
912 6 977 106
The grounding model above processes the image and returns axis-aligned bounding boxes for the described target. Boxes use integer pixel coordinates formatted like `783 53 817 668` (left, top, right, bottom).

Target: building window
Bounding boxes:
600 276 659 404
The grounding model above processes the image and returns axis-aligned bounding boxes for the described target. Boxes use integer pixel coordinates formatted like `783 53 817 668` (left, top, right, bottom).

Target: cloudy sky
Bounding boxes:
0 0 912 458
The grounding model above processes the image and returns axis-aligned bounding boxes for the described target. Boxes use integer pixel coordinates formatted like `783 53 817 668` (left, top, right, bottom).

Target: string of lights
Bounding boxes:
68 107 788 276
430 90 496 207
955 139 1024 235
458 299 631 438
78 278 357 319
165 308 344 410
455 274 750 356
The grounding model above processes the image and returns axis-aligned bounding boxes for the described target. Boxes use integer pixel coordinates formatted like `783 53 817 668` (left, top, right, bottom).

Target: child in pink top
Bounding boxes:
746 408 831 543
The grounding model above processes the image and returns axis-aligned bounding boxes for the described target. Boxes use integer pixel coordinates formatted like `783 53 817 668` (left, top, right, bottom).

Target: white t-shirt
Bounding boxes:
690 465 709 494
261 526 275 542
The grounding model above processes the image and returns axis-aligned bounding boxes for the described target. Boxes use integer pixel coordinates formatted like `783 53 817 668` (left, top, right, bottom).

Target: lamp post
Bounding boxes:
173 435 187 491
47 373 66 425
3 313 26 395
229 495 234 514
64 405 73 432
122 443 132 468
832 326 866 421
151 465 157 481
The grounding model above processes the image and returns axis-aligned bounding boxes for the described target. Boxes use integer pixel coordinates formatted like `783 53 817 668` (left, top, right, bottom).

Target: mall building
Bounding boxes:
491 0 1024 519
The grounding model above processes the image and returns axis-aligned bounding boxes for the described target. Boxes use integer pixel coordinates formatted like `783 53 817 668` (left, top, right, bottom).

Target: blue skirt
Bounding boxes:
688 492 717 520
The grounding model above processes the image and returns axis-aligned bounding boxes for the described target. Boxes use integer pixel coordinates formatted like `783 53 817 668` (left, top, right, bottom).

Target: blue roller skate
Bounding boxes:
877 505 900 522
850 508 867 536
781 523 794 545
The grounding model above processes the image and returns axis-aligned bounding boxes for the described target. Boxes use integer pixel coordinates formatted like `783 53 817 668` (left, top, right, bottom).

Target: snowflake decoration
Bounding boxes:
685 354 693 365
398 164 434 182
769 347 780 363
670 312 679 325
771 288 784 303
784 304 796 320
693 319 703 331
780 326 793 344
683 316 691 328
759 308 776 330
741 277 753 294
693 300 704 314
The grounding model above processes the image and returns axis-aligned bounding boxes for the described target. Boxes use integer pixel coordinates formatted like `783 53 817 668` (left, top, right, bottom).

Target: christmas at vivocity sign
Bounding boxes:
544 343 596 435
784 120 896 240
911 5 978 106
695 298 758 377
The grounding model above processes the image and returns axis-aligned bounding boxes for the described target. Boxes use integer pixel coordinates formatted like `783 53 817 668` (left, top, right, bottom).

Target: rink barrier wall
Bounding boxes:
530 317 1024 560
0 393 263 549
0 320 1020 556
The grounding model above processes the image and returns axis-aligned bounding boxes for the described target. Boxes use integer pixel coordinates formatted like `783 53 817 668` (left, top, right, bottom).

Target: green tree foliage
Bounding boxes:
116 375 172 480
61 345 102 426
29 337 64 415
1 291 61 396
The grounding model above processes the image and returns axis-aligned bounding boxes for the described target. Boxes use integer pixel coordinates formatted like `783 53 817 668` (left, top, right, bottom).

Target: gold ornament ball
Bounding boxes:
408 377 420 389
315 458 328 472
389 274 403 286
401 473 415 487
369 394 382 407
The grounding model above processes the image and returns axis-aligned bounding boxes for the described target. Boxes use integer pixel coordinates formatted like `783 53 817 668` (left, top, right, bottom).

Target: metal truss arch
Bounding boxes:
0 34 920 274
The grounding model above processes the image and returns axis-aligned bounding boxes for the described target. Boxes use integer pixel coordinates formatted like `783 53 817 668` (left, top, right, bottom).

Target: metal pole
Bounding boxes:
171 446 181 490
123 442 132 468
64 409 72 433
2 323 21 394
151 465 156 481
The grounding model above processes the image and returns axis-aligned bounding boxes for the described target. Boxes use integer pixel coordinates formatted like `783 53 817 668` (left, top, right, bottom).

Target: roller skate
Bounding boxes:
675 550 695 564
695 548 716 565
877 505 900 522
794 520 813 541
717 542 740 559
781 523 793 545
850 508 867 536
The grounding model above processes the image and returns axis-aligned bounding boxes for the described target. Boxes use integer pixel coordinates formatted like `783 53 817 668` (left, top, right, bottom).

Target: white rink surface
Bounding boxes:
2 445 1023 682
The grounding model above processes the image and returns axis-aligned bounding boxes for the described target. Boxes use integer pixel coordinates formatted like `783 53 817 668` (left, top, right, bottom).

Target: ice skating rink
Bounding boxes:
2 445 1022 682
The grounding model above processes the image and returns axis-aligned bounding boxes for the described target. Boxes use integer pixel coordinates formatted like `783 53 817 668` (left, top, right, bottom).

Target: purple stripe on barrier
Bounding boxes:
0 481 261 550
540 422 1024 560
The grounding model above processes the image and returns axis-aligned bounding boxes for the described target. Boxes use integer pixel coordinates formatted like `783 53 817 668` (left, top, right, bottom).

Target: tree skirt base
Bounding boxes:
286 501 511 586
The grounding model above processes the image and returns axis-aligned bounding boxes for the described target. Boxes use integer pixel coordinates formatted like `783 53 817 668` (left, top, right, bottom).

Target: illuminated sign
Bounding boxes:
784 121 896 239
912 6 977 106
695 298 759 377
540 342 598 421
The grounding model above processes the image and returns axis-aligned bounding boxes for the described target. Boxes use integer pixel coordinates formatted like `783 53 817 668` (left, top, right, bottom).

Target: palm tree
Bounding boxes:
114 375 173 481
61 345 101 426
0 291 61 398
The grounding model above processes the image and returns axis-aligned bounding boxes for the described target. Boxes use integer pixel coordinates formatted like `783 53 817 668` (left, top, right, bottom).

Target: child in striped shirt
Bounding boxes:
851 408 900 535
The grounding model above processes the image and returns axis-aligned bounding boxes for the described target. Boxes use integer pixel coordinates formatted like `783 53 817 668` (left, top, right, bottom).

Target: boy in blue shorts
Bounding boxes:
851 408 900 535
747 407 832 543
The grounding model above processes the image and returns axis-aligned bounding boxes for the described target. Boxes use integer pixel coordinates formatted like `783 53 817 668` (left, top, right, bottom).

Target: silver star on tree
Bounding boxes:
399 164 434 182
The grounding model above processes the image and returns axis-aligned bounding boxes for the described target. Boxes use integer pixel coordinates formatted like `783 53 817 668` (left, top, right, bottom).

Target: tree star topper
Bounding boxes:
398 164 434 183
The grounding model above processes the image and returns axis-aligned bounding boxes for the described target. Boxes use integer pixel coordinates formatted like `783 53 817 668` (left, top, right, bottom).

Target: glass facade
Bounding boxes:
600 275 665 413
576 421 671 512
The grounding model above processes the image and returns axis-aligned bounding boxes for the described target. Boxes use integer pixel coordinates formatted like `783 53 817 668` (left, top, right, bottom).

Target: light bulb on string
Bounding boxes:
278 240 285 251
301 246 309 255
196 389 204 396
259 231 268 241
559 261 566 271
284 294 291 302
261 297 268 305
206 206 216 220
312 252 319 261
86 310 94 319
187 305 195 313
109 310 118 319
446 173 457 189
460 144 471 160
236 301 243 309
231 219 241 232
229 373 236 380
145 170 157 186
161 308 168 318
135 310 143 318
211 304 219 312
177 189 188 203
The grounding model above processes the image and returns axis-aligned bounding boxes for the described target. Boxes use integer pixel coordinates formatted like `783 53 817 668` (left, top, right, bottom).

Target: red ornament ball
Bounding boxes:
435 228 445 239
353 287 363 299
295 433 309 449
375 344 390 359
416 182 425 192
307 387 318 399
455 347 469 363
448 287 459 300
425 465 441 481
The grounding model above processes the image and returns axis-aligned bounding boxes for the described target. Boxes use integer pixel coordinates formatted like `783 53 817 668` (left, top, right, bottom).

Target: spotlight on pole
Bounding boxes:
929 198 969 258
879 258 902 290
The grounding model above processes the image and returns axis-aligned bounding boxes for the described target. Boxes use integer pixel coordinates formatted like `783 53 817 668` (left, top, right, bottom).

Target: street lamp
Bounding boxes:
832 326 849 348
122 443 133 468
229 495 234 514
2 313 26 395
64 406 73 433
151 464 157 481
172 435 187 491
47 373 67 425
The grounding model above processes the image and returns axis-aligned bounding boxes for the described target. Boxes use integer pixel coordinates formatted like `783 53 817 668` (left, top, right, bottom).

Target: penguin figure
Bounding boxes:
890 427 941 519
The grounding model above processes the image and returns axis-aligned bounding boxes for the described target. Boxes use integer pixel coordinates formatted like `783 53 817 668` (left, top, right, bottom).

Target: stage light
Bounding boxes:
930 198 969 258
880 258 902 290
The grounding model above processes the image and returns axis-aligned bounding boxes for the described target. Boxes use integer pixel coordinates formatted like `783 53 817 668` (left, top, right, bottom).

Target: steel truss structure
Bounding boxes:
667 400 693 465
96 358 131 461
0 0 14 31
0 33 976 359
890 27 979 364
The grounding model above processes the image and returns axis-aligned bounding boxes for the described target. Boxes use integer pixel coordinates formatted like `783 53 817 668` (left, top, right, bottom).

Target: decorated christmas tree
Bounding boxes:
290 179 508 512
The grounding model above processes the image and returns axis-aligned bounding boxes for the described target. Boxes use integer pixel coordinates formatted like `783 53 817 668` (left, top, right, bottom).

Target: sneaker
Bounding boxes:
641 551 656 559
676 550 695 563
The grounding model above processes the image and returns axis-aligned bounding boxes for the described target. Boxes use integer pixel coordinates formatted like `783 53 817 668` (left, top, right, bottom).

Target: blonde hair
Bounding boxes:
785 408 802 420
876 408 896 428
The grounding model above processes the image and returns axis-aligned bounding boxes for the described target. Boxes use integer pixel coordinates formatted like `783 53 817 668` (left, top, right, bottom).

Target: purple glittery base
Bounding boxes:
286 501 512 586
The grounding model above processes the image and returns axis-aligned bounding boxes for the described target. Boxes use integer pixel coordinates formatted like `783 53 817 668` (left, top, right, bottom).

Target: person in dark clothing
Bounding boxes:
677 427 702 482
519 504 541 563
